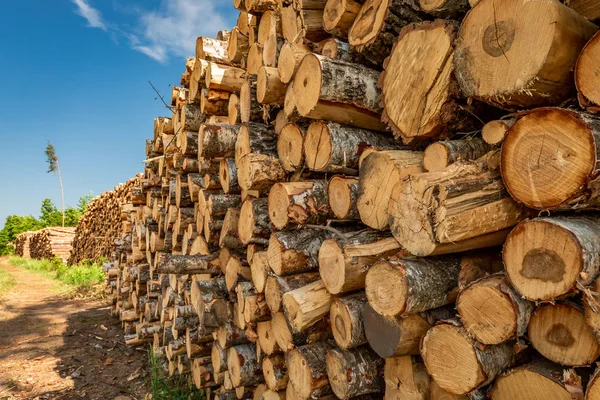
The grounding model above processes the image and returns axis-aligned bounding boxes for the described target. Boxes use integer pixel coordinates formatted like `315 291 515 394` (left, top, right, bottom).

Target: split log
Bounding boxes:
263 354 289 391
258 66 287 105
267 229 329 275
326 346 384 399
201 89 231 116
196 37 231 65
501 108 600 210
248 43 264 75
389 159 531 256
268 181 333 229
262 26 284 67
365 255 461 316
490 360 583 400
318 230 401 294
421 321 515 395
293 53 383 120
277 123 306 172
423 139 491 172
237 153 287 191
265 272 321 313
286 342 336 399
329 292 367 349
282 280 332 332
327 176 359 220
156 254 221 275
220 208 245 249
257 320 281 355
198 124 239 159
278 42 312 84
528 302 600 366
503 216 600 302
212 341 228 374
271 312 332 352
454 0 597 109
363 303 454 358
323 0 364 38
228 343 264 387
481 119 514 146
385 356 431 400
240 75 263 123
348 0 428 65
206 63 246 92
239 198 271 245
251 251 270 293
229 93 241 125
457 274 533 345
380 21 485 144
357 150 424 230
220 158 241 194
258 10 281 46
304 121 398 173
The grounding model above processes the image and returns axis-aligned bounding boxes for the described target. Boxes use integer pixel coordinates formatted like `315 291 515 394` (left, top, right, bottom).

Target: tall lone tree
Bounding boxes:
45 142 65 227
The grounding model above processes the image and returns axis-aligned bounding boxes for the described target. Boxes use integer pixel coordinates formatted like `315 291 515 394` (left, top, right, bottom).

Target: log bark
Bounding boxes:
282 7 329 43
278 42 312 84
157 254 221 275
198 124 239 159
181 103 206 132
323 0 364 38
220 208 245 249
304 121 398 174
348 0 428 65
329 292 368 349
239 198 271 245
246 0 280 13
454 0 597 109
258 66 287 105
423 139 491 172
504 216 600 302
196 36 230 64
277 123 306 173
268 181 333 229
389 159 532 257
229 93 241 125
366 255 461 316
228 343 264 387
481 119 514 146
326 346 385 399
363 302 455 358
206 62 247 92
418 0 469 19
267 229 329 276
236 122 279 165
237 153 287 191
421 321 515 395
318 37 375 67
271 311 332 352
501 108 600 210
357 150 424 230
218 320 251 348
286 342 336 400
457 274 533 345
263 354 289 391
319 230 401 294
220 158 241 194
327 176 359 220
265 272 321 313
490 360 583 400
528 302 600 367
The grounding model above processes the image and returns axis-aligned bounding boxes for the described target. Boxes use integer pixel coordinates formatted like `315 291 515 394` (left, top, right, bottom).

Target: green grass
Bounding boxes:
148 349 204 400
0 268 16 296
9 256 105 290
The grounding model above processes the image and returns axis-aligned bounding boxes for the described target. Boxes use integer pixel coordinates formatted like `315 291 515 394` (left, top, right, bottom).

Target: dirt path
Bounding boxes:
0 257 147 400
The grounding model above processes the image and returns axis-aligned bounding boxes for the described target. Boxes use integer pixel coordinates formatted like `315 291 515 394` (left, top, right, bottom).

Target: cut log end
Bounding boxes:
364 260 407 316
293 54 322 116
277 123 305 172
318 239 346 294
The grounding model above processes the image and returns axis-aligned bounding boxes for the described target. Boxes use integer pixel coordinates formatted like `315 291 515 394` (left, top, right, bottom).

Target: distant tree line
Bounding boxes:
0 193 93 255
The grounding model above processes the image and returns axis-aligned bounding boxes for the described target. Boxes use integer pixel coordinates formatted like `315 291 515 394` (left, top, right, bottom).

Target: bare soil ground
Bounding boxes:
0 257 148 400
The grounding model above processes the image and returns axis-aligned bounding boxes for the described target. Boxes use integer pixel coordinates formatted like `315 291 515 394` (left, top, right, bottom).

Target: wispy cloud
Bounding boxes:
72 0 107 31
132 0 230 63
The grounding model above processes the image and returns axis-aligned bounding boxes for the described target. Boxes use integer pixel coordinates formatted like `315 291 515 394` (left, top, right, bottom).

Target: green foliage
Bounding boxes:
45 142 58 173
9 256 104 289
0 268 16 297
0 215 42 255
148 349 204 400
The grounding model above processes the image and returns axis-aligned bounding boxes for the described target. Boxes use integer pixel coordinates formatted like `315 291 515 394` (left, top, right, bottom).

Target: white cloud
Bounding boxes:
132 0 230 62
72 0 107 31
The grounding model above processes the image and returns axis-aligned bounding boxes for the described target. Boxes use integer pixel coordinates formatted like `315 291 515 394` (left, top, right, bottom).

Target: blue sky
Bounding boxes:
0 0 237 228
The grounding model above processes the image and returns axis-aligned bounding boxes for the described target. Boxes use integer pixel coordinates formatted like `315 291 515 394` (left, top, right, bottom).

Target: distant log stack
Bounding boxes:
29 227 76 263
84 0 600 398
14 231 36 259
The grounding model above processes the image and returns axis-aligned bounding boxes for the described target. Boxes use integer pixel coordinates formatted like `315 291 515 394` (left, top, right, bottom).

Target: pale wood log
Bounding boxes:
265 272 321 313
268 181 333 229
239 198 271 245
258 66 288 105
267 229 329 276
229 27 250 64
228 343 264 387
248 43 264 75
218 320 251 348
196 37 231 65
423 139 491 172
241 74 264 123
251 251 271 293
257 319 281 356
323 0 364 38
236 122 278 165
201 89 231 116
385 356 431 400
278 42 312 84
329 292 367 349
220 158 241 194
157 254 221 275
317 37 375 67
357 150 424 230
481 119 515 146
319 230 401 294
282 7 329 43
421 321 515 395
504 216 600 302
263 354 289 391
282 279 332 332
246 0 280 13
286 342 336 400
229 93 241 125
237 153 286 191
419 0 469 19
277 123 306 172
454 0 597 109
206 62 246 92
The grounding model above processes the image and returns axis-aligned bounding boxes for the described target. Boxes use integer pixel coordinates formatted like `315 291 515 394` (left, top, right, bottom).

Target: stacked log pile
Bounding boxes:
28 227 76 263
14 231 36 259
102 0 600 398
68 176 141 265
